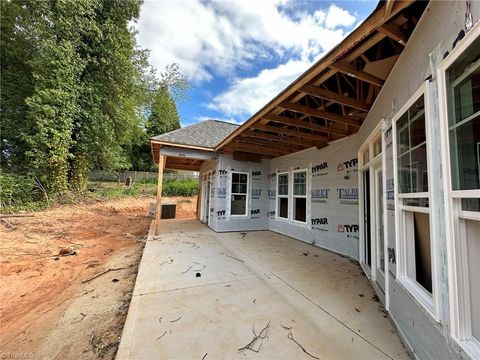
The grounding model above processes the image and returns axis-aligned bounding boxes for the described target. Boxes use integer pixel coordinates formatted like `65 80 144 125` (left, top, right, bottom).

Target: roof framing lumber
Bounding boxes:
262 113 350 136
299 84 371 112
330 61 384 87
235 137 303 151
241 130 319 147
226 143 287 156
251 123 330 142
277 102 362 128
384 0 395 16
378 22 408 45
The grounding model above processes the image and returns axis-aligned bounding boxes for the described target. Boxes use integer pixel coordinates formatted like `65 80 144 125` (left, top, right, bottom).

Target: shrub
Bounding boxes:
0 171 46 212
162 179 198 197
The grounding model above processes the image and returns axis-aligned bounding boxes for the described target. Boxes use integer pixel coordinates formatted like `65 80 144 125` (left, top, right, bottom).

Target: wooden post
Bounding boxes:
155 153 165 235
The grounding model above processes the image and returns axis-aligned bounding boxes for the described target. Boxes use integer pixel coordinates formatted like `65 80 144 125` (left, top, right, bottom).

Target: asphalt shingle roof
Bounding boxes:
151 120 239 149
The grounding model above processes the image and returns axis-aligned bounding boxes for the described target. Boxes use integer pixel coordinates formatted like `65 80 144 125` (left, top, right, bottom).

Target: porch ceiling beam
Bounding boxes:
251 123 330 142
241 130 318 147
262 113 349 136
299 85 371 112
165 164 201 171
330 61 384 87
378 23 408 45
227 143 287 156
277 102 362 128
235 138 303 151
384 0 395 16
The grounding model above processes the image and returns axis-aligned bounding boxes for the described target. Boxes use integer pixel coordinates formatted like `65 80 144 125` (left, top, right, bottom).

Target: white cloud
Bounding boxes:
325 4 357 29
136 0 356 83
206 58 316 118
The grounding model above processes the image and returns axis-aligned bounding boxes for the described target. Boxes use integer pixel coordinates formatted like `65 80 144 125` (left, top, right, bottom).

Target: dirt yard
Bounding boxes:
0 195 197 359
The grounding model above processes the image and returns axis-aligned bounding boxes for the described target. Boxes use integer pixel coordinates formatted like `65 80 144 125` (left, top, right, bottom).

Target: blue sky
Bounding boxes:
136 0 378 127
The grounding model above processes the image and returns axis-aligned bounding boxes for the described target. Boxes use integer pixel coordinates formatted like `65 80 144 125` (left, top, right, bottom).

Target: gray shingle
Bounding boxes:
151 120 239 149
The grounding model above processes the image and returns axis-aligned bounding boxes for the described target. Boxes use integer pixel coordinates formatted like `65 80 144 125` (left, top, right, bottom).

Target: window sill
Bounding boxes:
292 219 308 227
455 337 480 360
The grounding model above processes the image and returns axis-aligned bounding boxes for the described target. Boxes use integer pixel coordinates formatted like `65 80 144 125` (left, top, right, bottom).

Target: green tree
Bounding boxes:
1 0 154 192
68 0 153 190
1 0 39 172
146 87 180 137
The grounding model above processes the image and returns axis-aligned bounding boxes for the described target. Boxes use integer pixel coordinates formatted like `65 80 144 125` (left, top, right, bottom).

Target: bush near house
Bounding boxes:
0 174 198 214
162 179 199 197
0 172 47 212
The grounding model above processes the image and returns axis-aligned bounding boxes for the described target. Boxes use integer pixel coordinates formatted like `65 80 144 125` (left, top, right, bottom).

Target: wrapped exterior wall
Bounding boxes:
269 138 360 259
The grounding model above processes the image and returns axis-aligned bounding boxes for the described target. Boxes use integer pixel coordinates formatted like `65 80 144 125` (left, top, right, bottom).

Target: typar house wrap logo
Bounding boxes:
216 209 226 219
337 158 358 172
311 162 328 176
311 189 329 204
337 224 359 239
267 210 276 218
218 169 228 176
311 217 328 231
250 208 261 218
268 171 277 181
252 170 262 180
337 158 358 171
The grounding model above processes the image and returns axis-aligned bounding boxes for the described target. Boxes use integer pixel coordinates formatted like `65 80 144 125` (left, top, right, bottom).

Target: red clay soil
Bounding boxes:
0 195 197 359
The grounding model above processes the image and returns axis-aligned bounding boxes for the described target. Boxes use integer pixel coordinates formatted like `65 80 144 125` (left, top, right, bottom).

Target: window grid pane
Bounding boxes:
293 171 306 196
232 172 248 194
447 55 480 190
396 95 428 194
278 174 289 196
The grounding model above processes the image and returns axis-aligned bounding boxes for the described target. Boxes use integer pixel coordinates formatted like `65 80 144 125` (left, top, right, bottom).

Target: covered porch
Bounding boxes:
117 219 408 359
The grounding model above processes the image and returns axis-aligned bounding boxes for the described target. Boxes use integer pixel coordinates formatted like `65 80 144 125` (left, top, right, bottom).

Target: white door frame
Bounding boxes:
358 121 389 306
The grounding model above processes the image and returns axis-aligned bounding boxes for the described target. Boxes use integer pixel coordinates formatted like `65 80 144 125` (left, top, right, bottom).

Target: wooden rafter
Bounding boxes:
378 22 408 45
299 85 370 111
262 113 350 136
277 102 362 128
330 61 384 87
251 123 330 142
234 137 303 152
384 0 395 16
241 130 320 147
227 143 286 156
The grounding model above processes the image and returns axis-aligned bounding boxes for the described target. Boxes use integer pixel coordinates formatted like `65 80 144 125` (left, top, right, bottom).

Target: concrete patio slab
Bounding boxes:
117 220 409 360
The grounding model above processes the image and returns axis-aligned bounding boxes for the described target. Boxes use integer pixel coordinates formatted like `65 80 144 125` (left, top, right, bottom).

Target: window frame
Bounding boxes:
437 21 480 359
276 172 290 220
229 171 249 218
292 169 308 224
392 81 439 320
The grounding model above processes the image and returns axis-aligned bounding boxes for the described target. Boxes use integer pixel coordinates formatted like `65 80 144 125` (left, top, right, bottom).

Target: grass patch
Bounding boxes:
87 181 157 199
162 179 198 197
1 175 198 214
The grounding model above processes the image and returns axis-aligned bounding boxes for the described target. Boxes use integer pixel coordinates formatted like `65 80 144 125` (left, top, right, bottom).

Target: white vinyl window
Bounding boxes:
230 172 248 216
393 83 436 316
293 170 307 223
438 23 480 358
277 172 289 219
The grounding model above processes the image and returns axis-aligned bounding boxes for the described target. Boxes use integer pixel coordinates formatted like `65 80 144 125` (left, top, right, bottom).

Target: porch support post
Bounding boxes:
155 151 165 235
